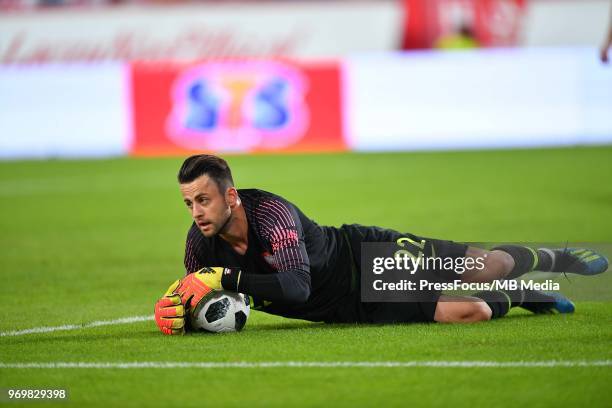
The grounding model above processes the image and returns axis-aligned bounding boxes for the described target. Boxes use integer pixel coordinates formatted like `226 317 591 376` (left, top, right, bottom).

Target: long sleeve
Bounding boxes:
237 198 311 303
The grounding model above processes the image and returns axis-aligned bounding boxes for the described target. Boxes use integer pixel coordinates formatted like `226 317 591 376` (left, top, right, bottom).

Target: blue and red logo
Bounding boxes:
130 60 344 156
166 61 310 152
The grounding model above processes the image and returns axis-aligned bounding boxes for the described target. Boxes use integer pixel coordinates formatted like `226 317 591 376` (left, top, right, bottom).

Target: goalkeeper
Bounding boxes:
155 155 609 335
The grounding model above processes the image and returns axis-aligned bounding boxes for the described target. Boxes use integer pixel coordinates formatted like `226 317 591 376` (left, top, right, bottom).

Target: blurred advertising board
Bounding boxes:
0 2 402 64
0 48 610 160
1 0 608 67
344 48 612 151
0 63 129 159
129 60 346 155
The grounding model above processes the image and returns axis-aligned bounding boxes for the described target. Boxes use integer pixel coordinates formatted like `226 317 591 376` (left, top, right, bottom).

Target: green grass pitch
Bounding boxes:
1 146 611 407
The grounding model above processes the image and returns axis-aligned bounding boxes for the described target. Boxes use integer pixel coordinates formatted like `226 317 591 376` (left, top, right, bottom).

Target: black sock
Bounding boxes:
497 288 526 308
472 290 511 319
492 245 554 278
495 288 557 313
535 248 554 271
518 289 557 314
475 286 559 317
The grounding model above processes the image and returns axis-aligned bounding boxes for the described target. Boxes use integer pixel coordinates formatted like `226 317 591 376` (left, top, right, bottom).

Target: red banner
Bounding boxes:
129 60 346 156
401 0 526 49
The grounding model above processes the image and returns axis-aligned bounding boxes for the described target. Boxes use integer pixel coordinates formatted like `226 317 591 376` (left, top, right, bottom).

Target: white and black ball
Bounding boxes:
190 291 250 333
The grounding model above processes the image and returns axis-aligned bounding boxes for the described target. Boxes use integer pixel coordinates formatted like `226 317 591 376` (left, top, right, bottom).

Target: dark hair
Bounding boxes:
177 155 234 193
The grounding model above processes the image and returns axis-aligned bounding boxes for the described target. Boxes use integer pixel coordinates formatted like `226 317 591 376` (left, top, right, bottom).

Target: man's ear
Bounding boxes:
225 187 239 207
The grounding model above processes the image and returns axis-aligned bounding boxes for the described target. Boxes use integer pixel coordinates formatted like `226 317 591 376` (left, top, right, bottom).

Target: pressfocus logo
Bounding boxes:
166 61 310 152
360 240 611 303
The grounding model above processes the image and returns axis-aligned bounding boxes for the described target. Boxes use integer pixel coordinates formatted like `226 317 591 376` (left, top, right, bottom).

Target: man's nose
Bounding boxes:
192 203 204 218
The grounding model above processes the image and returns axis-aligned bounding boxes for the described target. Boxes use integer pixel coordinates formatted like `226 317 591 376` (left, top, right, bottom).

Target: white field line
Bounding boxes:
0 361 610 369
0 315 154 337
2 318 610 369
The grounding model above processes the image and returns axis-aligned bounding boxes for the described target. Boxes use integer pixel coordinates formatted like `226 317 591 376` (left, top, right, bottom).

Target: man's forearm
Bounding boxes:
222 268 311 304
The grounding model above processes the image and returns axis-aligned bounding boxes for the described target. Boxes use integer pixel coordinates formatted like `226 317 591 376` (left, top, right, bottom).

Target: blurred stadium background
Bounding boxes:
1 0 611 406
1 0 612 158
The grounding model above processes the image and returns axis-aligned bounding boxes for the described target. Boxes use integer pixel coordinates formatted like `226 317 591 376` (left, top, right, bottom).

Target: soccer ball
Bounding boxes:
190 291 250 333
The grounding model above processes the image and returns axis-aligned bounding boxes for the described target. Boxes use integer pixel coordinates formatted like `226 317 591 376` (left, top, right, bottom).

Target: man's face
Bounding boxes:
180 175 231 237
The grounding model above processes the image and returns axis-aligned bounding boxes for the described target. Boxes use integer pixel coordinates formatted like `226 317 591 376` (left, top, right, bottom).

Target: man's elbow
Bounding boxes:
282 281 311 304
288 285 310 303
278 270 311 304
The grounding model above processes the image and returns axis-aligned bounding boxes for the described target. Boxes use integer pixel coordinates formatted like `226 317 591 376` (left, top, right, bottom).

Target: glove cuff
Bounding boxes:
220 267 241 291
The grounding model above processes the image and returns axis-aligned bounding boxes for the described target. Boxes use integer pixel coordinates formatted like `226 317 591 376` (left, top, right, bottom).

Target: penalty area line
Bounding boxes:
0 315 154 337
0 361 610 369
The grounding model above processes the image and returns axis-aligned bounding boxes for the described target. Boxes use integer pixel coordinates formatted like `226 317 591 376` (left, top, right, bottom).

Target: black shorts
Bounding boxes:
325 290 441 324
340 224 468 273
324 224 468 323
340 223 468 283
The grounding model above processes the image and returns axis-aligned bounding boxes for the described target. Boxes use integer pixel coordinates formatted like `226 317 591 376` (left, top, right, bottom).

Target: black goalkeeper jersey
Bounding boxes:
184 189 361 322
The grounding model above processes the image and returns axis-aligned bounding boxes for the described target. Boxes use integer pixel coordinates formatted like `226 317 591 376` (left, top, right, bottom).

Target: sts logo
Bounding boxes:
166 61 310 152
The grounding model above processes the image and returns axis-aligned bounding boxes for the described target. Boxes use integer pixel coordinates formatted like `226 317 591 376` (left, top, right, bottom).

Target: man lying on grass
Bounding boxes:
154 155 609 335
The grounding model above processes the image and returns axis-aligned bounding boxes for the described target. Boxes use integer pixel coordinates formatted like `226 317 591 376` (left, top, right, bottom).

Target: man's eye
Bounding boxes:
185 202 192 208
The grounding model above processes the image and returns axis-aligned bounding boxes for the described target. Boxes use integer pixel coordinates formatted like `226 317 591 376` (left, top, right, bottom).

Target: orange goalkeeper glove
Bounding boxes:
175 267 241 311
154 280 186 336
155 267 241 335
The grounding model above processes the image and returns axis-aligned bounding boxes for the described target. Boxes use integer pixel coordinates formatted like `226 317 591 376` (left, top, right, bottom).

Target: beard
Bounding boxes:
199 209 232 237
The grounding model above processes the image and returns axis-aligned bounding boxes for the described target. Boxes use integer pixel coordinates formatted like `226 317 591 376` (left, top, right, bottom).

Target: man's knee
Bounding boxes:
469 301 493 322
463 248 515 282
434 298 492 323
488 250 515 276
